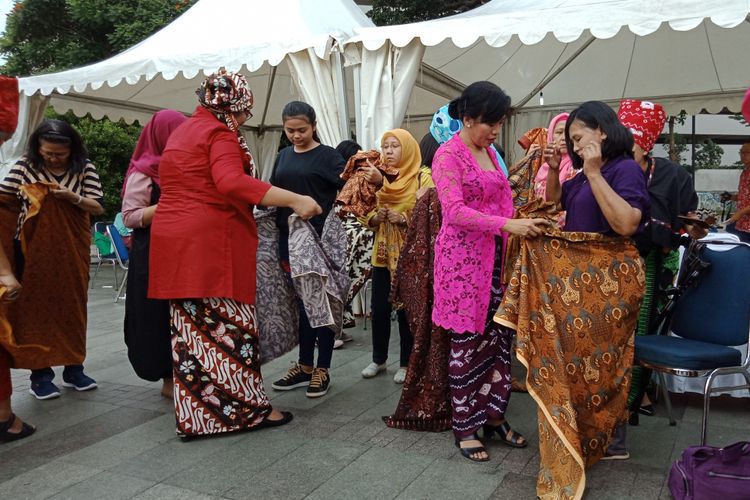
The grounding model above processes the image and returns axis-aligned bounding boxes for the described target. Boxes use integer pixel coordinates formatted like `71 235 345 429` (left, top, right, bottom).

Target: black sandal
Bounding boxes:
483 420 527 448
0 413 36 443
253 410 294 431
455 433 490 462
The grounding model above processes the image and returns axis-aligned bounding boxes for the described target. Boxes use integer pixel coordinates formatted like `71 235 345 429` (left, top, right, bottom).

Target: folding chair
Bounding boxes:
635 238 750 444
91 221 117 289
106 224 129 303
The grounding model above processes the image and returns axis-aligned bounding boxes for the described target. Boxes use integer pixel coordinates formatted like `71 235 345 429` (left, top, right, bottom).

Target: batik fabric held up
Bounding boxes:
495 230 644 500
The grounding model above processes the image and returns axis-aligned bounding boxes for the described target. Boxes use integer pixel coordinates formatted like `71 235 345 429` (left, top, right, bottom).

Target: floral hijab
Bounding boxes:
196 69 256 175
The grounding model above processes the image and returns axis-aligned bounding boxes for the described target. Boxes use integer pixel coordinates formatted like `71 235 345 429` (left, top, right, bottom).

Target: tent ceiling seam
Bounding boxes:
702 21 724 92
486 39 526 81
432 41 480 71
620 33 637 100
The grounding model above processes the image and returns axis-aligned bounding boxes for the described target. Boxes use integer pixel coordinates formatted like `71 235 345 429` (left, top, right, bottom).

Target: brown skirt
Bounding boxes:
0 185 89 368
495 230 644 500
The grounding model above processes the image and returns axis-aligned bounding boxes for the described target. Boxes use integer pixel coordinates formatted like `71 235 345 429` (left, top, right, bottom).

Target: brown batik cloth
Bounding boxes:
509 127 547 207
494 230 644 500
336 150 399 217
0 184 89 368
384 188 452 431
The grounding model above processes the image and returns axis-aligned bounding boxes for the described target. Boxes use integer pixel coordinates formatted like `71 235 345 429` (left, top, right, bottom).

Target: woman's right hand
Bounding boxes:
542 144 561 170
369 207 388 227
290 195 322 220
0 273 21 302
502 218 551 238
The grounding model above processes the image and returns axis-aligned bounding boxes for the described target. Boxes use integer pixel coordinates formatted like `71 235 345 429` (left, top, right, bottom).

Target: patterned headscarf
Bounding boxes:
196 69 256 175
617 99 667 154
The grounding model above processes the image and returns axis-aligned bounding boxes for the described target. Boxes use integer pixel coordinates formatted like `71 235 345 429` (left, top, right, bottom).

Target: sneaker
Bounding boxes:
601 450 630 460
333 339 345 350
340 332 354 343
361 362 387 379
393 367 407 384
62 371 98 391
306 368 330 398
271 362 312 391
29 380 61 400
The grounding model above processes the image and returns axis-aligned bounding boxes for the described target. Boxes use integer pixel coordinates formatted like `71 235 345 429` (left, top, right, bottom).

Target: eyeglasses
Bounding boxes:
39 149 70 159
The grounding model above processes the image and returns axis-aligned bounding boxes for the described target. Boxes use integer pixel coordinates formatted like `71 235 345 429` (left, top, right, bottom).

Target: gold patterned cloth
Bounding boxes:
494 230 644 500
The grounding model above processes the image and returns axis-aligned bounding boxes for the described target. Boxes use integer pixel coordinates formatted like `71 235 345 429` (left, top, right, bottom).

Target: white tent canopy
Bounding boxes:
348 0 750 157
4 0 377 179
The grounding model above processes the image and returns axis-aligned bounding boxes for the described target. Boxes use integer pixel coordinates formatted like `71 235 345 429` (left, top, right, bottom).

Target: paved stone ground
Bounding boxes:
2 267 748 499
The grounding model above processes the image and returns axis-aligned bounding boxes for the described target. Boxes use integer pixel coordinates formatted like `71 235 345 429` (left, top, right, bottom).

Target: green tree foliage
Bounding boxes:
368 0 489 26
693 139 725 169
1 0 195 220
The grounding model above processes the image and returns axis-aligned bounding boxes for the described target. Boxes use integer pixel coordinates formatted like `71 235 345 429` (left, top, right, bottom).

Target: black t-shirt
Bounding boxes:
270 144 346 235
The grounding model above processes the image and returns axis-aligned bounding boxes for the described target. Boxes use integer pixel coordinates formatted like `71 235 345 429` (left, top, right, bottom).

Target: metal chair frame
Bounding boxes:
106 225 129 304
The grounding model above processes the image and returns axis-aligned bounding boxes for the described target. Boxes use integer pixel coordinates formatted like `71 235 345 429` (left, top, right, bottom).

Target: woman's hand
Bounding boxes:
290 195 322 220
523 144 542 164
581 141 604 177
50 185 81 205
542 144 561 170
362 160 384 186
370 206 388 227
0 272 21 302
502 218 552 238
386 209 407 225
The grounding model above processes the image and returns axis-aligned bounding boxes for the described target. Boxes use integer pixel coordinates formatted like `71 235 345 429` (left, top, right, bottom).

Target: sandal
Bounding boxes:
483 420 527 448
253 410 293 431
0 413 36 443
455 433 490 462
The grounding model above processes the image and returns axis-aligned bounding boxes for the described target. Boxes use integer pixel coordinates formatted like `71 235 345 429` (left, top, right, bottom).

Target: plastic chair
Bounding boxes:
635 238 750 445
90 221 117 289
106 224 129 303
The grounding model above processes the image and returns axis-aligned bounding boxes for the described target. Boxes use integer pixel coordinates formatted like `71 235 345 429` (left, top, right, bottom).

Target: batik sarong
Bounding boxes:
287 211 350 335
255 208 298 363
0 184 88 368
449 236 512 437
171 297 272 437
384 189 451 431
341 214 373 330
495 230 644 500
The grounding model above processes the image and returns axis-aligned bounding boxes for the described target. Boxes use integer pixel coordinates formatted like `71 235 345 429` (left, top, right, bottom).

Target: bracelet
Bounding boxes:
75 194 83 205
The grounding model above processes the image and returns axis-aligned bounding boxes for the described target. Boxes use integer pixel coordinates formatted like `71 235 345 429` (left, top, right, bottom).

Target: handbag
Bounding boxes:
668 441 750 499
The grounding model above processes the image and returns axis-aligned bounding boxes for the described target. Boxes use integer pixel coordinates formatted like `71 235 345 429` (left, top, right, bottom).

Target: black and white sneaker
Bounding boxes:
271 362 312 391
305 368 330 398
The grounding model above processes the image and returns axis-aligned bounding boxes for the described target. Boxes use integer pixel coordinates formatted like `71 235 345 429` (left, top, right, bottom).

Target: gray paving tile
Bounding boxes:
224 437 368 500
132 483 225 500
0 461 102 500
306 446 435 500
396 458 507 499
490 471 538 499
47 470 156 500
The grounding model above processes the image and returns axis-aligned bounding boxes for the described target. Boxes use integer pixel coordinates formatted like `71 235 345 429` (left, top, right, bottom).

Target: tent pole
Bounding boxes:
332 46 351 141
258 65 278 136
514 35 597 109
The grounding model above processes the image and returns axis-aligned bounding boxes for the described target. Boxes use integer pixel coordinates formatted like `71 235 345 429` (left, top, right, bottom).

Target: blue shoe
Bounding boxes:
29 380 61 400
62 371 97 391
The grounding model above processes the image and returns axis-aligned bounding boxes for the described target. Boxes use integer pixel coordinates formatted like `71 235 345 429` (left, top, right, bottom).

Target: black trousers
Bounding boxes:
370 266 412 366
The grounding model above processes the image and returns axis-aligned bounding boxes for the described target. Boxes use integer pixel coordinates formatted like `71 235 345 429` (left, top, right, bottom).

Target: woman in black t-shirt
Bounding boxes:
270 101 380 398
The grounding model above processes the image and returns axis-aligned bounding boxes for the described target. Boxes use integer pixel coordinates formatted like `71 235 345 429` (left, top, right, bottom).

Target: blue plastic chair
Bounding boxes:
91 221 118 289
106 224 129 303
635 239 750 445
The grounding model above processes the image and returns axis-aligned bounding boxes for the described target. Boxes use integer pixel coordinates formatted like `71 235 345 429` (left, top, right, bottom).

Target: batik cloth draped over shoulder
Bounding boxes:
254 208 298 363
384 188 451 431
196 69 256 176
0 184 89 368
337 150 399 217
509 127 547 207
494 230 644 500
288 211 351 334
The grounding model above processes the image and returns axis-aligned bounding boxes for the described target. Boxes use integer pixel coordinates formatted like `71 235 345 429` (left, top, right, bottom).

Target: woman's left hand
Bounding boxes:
50 185 80 204
386 209 406 225
581 141 604 177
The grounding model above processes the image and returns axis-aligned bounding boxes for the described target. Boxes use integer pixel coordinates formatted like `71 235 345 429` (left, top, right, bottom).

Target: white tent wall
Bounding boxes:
244 130 283 182
0 94 49 177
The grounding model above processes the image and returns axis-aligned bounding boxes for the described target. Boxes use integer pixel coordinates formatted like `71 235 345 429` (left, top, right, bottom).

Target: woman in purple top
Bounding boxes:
544 100 649 461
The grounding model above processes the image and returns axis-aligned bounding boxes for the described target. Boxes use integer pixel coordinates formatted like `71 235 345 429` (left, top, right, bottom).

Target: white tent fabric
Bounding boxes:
0 94 48 175
11 0 374 166
245 130 282 182
347 0 750 160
